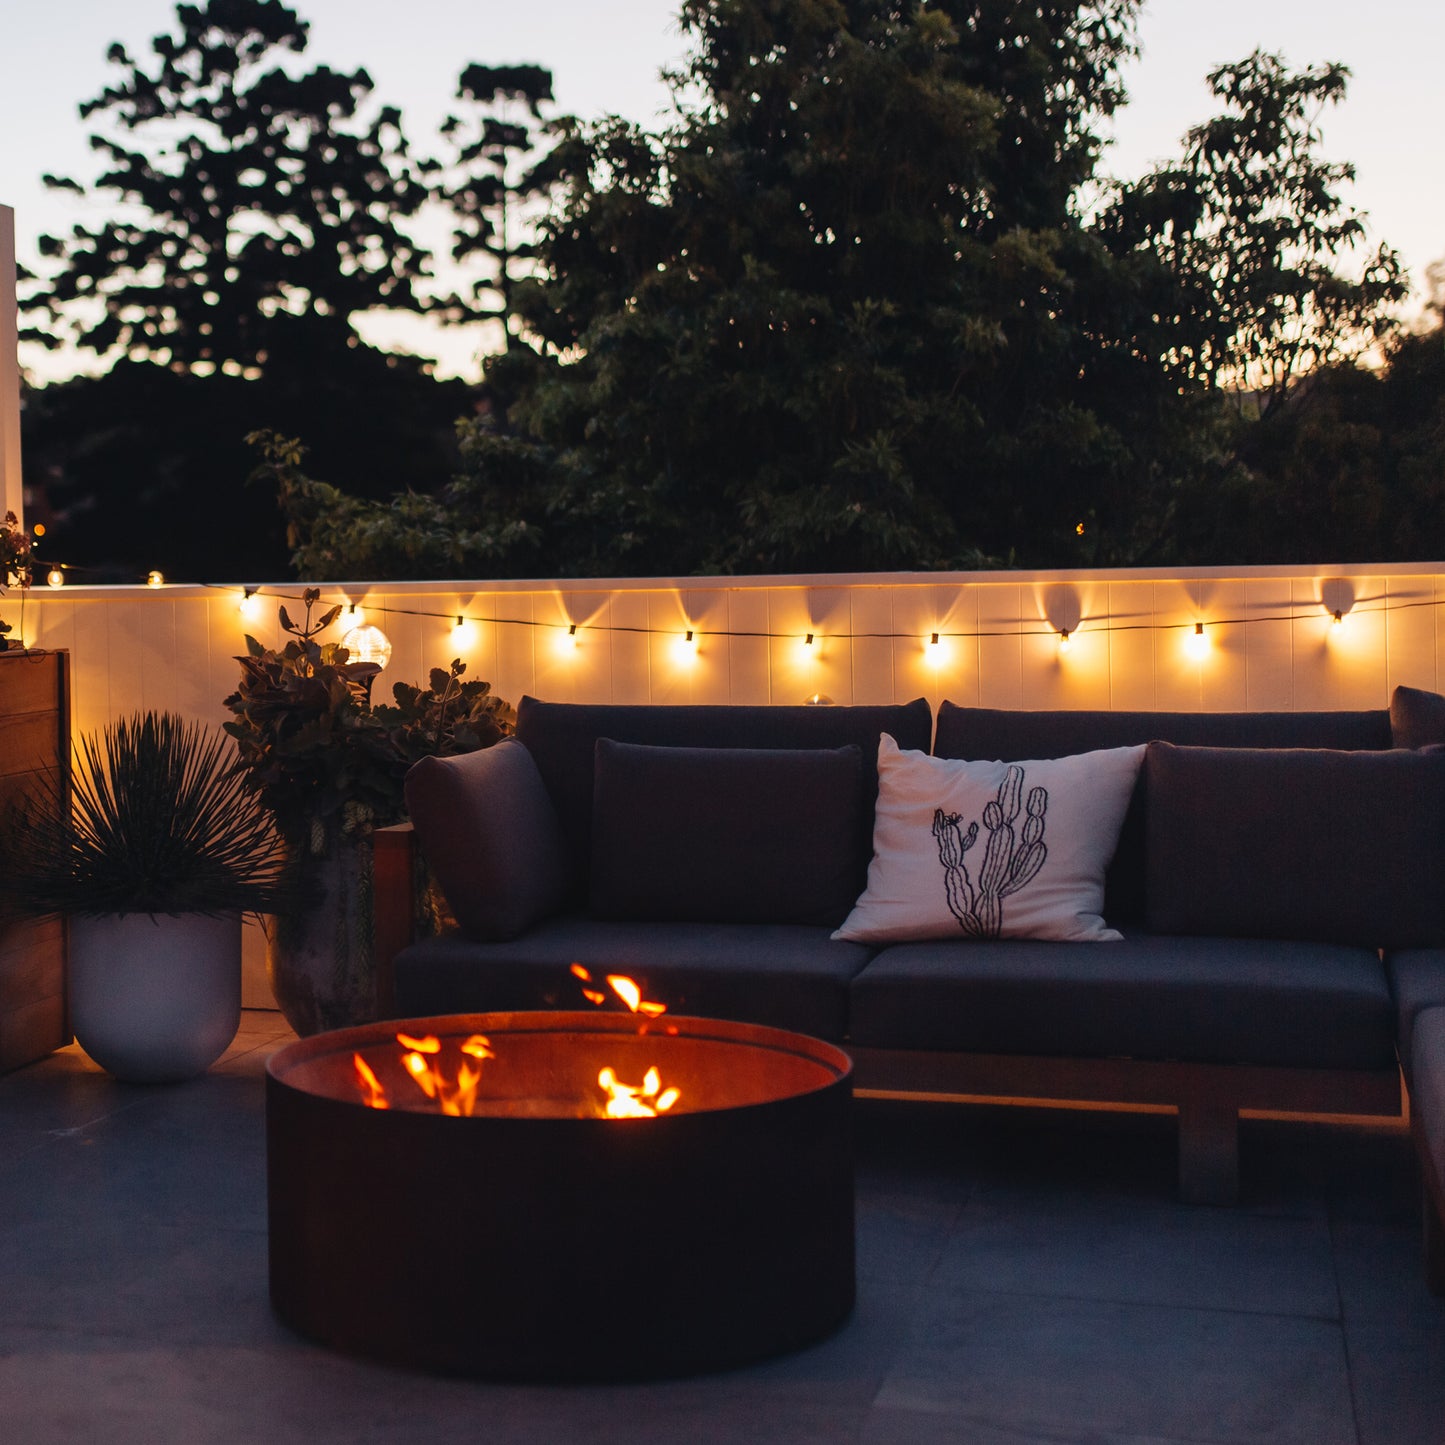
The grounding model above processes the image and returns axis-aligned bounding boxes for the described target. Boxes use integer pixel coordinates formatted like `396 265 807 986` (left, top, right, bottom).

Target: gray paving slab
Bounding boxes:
1 1013 1443 1445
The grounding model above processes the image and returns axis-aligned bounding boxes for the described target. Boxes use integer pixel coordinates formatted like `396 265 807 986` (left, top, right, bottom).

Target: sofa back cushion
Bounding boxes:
933 703 1393 922
1391 684 1445 749
589 740 863 925
404 740 569 941
516 696 933 901
1145 741 1445 948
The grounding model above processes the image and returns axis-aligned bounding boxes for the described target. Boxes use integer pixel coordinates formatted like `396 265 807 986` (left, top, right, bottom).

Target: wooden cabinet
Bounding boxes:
0 648 70 1070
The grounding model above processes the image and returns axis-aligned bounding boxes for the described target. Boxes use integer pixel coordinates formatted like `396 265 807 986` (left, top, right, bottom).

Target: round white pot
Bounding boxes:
69 912 242 1083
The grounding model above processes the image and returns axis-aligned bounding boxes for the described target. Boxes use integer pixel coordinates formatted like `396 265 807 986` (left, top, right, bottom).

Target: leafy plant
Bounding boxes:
373 658 514 768
0 511 33 651
222 587 392 854
5 712 288 917
222 591 515 857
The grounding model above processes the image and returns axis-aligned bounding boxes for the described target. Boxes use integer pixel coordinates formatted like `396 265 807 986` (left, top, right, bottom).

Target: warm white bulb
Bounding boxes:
1058 630 1072 654
146 569 164 588
46 568 64 588
1186 622 1208 659
341 623 392 671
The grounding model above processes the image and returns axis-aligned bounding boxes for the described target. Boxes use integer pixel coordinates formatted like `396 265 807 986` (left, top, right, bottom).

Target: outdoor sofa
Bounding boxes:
373 690 1445 1248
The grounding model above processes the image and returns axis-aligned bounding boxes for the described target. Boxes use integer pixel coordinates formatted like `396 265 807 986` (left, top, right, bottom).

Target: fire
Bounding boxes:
598 1065 682 1118
571 964 667 1017
353 1032 494 1116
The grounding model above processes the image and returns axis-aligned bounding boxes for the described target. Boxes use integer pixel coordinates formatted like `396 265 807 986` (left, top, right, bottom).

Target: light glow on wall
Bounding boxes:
1186 622 1208 659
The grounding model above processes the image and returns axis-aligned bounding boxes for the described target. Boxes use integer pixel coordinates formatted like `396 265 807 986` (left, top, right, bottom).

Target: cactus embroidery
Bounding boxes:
932 766 1048 938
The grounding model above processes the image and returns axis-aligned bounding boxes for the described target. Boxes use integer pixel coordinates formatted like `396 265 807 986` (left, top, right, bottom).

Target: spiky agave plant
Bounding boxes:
8 712 289 917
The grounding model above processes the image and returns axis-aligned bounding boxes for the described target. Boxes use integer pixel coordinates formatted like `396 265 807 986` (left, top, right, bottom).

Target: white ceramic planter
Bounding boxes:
68 912 242 1083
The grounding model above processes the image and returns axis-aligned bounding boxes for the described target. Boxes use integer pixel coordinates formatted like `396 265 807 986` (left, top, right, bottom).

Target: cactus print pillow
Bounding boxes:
833 735 1145 944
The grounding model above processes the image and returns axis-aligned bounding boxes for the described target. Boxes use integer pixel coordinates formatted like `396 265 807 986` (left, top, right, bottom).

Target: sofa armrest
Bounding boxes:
373 822 417 1018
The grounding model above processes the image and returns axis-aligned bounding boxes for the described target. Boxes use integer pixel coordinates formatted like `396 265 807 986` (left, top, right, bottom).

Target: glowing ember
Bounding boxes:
354 1032 494 1115
598 1064 682 1118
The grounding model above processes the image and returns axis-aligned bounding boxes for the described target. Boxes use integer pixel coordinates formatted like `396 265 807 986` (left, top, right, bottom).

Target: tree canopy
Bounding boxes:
275 0 1410 579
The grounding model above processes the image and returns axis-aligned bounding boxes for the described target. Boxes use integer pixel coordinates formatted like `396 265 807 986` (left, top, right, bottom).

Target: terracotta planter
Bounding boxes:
265 837 376 1037
69 912 241 1083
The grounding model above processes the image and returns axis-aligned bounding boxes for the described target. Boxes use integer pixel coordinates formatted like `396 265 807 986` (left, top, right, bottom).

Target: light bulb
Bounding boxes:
1186 622 1208 659
146 569 164 588
341 623 392 671
1058 629 1072 654
46 568 64 588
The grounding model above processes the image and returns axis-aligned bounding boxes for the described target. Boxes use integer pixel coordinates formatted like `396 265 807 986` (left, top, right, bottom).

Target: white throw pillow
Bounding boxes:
833 735 1145 944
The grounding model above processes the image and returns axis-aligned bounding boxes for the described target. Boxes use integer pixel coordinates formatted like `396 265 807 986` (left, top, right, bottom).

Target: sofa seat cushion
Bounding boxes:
847 932 1395 1069
1384 949 1445 1079
391 919 877 1042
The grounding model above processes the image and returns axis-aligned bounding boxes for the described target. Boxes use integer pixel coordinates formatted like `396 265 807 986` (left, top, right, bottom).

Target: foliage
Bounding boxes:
429 63 559 350
0 511 33 649
222 589 514 855
1160 303 1445 564
3 712 288 917
372 658 515 769
272 2 1407 576
222 587 392 851
24 0 430 372
1108 50 1407 412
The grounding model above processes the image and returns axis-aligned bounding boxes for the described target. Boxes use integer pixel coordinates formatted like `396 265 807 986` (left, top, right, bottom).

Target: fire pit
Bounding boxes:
266 1008 854 1380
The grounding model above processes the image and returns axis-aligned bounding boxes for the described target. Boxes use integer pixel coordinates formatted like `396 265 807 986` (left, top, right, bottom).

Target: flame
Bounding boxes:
598 1064 681 1118
353 1054 389 1109
354 1033 494 1115
605 975 667 1017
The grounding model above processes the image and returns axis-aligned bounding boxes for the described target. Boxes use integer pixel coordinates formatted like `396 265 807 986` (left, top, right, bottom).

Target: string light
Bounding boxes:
46 568 64 588
146 570 164 588
1186 621 1208 659
82 578 1445 654
804 632 815 646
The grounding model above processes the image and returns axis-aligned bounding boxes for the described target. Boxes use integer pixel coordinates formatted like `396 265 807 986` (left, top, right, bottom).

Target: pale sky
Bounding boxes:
2 0 1440 381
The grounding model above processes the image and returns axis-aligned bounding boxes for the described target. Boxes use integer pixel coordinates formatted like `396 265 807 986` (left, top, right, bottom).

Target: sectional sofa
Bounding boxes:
373 690 1445 1236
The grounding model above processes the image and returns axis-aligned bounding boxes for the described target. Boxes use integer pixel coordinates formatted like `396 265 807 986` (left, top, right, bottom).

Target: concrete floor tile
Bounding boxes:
876 1291 1357 1445
937 1190 1341 1318
1345 1318 1445 1445
860 1406 1199 1445
1333 1219 1445 1329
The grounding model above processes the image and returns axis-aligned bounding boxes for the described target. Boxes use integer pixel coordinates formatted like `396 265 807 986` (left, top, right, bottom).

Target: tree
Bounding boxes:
25 0 430 373
1108 50 1406 414
275 3 1408 578
429 63 558 352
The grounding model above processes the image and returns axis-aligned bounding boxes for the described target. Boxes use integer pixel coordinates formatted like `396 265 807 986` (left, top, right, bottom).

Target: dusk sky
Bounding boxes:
3 0 1440 380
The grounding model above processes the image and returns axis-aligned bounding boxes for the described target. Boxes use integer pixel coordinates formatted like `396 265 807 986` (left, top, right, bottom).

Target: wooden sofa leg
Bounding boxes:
1177 1098 1239 1206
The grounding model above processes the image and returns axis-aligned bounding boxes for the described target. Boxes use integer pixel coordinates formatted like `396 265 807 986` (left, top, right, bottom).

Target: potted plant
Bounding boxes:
222 589 512 1035
3 712 288 1082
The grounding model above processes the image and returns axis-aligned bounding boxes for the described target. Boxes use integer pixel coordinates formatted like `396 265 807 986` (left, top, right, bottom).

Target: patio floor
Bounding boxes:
1 1010 1443 1445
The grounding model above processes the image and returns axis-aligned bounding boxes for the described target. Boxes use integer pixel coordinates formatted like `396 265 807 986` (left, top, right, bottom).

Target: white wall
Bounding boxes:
0 204 22 526
15 565 1444 741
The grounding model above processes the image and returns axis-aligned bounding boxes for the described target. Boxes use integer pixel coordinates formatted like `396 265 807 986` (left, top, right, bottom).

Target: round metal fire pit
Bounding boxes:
266 1011 854 1380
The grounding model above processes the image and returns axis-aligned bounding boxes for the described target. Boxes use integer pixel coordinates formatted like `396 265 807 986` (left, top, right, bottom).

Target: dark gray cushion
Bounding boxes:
847 932 1395 1069
933 703 1393 924
391 919 877 1042
403 740 568 942
515 696 933 903
1410 1008 1445 1201
1145 743 1445 949
590 740 862 926
1391 685 1445 750
1384 949 1445 1078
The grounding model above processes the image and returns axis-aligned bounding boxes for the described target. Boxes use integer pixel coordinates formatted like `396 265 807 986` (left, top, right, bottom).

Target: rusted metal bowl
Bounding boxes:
266 1011 855 1380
